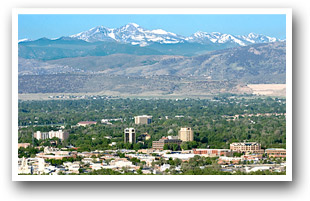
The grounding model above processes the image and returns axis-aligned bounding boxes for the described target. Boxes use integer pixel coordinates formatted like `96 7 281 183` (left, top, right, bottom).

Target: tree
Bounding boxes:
137 167 143 175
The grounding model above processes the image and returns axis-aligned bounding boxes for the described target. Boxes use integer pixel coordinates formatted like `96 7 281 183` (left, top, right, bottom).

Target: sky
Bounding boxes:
18 14 286 40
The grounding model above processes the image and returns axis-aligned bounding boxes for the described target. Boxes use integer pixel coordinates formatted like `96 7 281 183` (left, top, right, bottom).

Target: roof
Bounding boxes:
78 121 97 124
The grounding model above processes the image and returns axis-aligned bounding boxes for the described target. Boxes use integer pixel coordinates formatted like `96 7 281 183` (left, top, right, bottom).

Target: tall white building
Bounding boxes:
33 130 69 141
124 128 136 144
33 131 49 140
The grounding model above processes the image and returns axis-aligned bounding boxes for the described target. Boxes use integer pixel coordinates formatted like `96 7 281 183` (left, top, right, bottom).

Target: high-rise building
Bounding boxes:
33 131 49 140
178 127 194 142
124 128 136 144
134 115 152 125
33 130 69 141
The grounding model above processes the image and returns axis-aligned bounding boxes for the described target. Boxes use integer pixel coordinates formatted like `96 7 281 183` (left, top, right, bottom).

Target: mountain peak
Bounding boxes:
67 23 281 46
127 22 140 28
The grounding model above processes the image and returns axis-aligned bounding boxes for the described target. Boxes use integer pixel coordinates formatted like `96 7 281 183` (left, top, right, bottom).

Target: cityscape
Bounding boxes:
17 13 287 177
18 98 287 176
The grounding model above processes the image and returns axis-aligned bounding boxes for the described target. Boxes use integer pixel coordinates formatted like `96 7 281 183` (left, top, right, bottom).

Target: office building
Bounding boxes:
152 137 182 150
124 128 136 143
178 127 194 142
134 115 152 125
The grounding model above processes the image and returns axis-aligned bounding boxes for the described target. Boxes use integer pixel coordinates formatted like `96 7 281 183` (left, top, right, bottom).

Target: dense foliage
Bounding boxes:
18 97 286 150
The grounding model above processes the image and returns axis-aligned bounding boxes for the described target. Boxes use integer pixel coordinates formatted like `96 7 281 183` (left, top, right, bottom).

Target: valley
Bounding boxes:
18 23 286 99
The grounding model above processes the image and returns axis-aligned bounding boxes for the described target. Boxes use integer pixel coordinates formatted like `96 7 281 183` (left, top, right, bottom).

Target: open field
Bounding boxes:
247 84 286 97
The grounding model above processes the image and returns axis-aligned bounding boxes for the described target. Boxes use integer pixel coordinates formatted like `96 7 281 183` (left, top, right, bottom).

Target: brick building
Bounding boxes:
230 142 263 153
265 148 286 158
192 149 232 157
152 137 182 150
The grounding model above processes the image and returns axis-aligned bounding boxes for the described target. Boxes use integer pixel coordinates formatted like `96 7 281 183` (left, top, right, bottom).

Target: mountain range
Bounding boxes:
18 23 286 97
20 23 284 47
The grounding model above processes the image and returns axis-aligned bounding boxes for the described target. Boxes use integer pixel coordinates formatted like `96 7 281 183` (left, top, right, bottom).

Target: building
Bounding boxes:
218 156 242 165
48 130 69 141
18 157 46 175
18 143 31 149
241 154 263 161
33 130 69 141
138 133 151 141
33 131 49 140
152 137 182 150
134 115 152 125
192 149 232 157
109 158 135 168
77 121 97 127
265 148 286 158
178 127 194 142
124 128 136 144
162 153 196 160
230 142 263 153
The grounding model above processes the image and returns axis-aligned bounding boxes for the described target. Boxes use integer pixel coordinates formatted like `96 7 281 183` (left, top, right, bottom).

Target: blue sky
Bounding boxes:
18 14 286 40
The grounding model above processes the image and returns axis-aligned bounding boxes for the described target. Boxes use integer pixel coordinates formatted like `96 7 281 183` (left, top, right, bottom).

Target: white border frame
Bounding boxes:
12 8 292 181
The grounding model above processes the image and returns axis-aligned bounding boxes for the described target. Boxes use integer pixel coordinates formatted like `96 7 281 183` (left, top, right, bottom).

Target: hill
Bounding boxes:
18 42 285 96
43 41 285 83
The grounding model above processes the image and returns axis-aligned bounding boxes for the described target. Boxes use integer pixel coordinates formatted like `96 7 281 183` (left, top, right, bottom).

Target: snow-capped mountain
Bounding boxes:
238 33 278 44
18 38 32 43
70 23 185 46
24 23 282 47
186 31 247 46
186 31 281 46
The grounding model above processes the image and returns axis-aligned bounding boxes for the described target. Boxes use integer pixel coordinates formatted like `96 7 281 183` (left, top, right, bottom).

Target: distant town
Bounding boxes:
18 112 286 175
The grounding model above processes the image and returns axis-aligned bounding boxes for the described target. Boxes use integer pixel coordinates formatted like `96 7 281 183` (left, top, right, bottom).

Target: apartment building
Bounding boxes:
33 130 69 141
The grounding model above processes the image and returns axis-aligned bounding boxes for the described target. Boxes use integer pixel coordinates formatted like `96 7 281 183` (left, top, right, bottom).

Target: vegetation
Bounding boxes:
18 97 286 150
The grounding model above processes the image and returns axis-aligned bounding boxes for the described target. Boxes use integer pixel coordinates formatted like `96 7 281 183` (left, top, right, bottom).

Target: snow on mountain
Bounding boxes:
238 33 278 44
70 26 116 42
18 38 32 43
70 23 185 46
186 31 247 46
69 23 282 47
187 31 280 46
